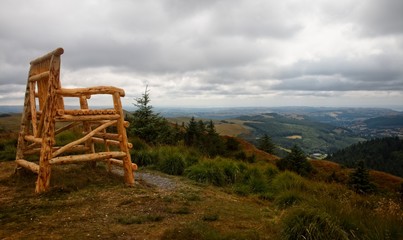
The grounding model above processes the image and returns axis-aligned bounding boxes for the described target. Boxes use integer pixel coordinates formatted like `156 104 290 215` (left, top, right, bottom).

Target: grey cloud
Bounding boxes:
274 53 403 91
354 0 403 36
210 0 302 39
0 0 402 107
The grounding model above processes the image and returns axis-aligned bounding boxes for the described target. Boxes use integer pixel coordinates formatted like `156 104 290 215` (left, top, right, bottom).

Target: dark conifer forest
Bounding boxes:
330 137 403 177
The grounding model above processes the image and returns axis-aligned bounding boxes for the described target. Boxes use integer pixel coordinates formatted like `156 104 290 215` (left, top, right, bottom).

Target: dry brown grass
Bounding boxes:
0 161 281 239
0 113 21 133
235 137 279 162
310 159 403 192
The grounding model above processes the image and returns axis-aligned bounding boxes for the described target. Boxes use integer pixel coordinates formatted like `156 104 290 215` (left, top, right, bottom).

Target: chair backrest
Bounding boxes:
28 48 65 112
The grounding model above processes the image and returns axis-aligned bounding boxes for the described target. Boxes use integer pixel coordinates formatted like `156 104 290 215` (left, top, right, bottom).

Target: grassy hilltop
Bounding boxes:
1 110 403 239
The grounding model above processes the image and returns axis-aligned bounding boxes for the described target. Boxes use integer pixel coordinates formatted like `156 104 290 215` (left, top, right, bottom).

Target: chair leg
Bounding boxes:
113 93 134 186
36 139 52 193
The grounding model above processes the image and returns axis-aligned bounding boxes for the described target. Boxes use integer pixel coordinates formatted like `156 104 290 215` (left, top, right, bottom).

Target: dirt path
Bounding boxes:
136 172 177 190
111 167 177 190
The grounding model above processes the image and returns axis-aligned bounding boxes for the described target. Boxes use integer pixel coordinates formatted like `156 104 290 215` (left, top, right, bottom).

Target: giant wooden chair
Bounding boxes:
15 48 137 193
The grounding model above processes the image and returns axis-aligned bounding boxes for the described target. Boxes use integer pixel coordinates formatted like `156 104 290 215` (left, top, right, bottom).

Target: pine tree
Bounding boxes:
348 160 375 194
276 145 312 176
205 120 224 157
130 86 173 144
257 134 275 154
184 117 198 146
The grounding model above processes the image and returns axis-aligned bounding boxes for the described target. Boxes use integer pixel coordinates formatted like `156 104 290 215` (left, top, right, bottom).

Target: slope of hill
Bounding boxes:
364 115 403 129
236 113 364 155
330 137 403 178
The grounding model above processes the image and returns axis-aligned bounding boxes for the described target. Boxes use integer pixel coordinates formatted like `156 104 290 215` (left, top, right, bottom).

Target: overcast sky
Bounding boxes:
1 0 403 109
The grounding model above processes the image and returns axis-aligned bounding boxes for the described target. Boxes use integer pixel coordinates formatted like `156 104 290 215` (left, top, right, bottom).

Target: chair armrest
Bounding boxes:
57 86 125 97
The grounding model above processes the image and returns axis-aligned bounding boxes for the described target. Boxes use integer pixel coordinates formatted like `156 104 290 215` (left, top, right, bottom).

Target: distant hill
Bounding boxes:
0 105 23 114
364 115 403 129
236 113 364 155
329 137 403 178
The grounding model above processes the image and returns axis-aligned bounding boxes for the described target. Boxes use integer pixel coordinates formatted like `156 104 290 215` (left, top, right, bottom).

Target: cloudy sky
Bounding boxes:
1 0 403 109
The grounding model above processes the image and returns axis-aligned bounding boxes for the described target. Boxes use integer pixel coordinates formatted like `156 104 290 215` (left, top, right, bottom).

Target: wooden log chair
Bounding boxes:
15 48 137 193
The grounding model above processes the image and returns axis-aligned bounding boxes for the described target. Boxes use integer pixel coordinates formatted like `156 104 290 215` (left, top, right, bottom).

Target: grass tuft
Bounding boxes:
282 207 349 240
274 190 304 209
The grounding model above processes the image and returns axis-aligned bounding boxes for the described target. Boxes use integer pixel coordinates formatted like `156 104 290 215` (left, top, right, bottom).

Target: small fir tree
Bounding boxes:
257 134 275 154
276 145 312 176
205 120 224 157
348 160 375 194
130 86 177 145
184 117 198 146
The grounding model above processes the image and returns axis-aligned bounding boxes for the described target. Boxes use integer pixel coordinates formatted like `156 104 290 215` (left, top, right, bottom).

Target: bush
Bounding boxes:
131 150 158 167
282 207 349 240
246 168 268 193
158 153 185 175
186 158 239 186
0 138 17 161
186 161 226 186
184 154 200 167
129 136 150 151
270 171 307 193
264 165 279 180
233 167 269 195
233 183 251 196
217 158 240 184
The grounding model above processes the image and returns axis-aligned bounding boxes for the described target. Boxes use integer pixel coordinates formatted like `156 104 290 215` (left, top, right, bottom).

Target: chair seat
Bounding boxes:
57 109 117 116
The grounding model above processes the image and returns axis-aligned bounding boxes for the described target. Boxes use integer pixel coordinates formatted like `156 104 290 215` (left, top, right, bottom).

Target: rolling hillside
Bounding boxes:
234 113 364 155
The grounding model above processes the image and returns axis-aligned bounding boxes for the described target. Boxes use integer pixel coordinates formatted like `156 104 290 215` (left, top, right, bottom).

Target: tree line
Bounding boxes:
330 137 403 178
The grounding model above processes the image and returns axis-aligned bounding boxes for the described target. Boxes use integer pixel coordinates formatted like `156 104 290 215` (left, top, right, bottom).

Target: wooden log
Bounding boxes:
30 48 64 65
92 137 118 145
36 54 62 193
49 152 126 165
80 96 96 168
29 71 49 82
24 135 42 144
29 82 38 137
113 92 135 186
16 64 35 161
92 137 132 149
62 109 117 116
55 122 81 135
15 159 39 174
24 145 89 155
105 158 138 171
55 114 120 122
52 120 117 157
57 86 125 97
93 132 121 141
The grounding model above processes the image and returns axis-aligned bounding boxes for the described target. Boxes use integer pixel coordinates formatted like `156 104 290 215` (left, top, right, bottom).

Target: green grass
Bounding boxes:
282 207 349 240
